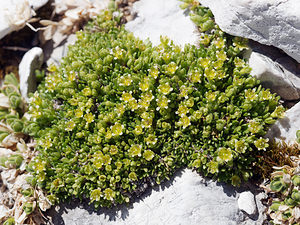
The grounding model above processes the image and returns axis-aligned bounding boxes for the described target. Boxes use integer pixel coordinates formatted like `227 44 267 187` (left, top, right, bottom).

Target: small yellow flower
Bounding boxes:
216 50 227 62
156 96 170 110
166 62 178 74
75 108 83 118
141 91 154 102
129 144 142 157
139 77 150 91
205 68 217 80
142 118 152 128
85 113 94 123
179 116 191 128
141 112 151 119
66 120 76 131
234 57 245 67
68 71 76 81
158 82 173 95
121 91 133 102
145 134 157 145
134 125 143 135
143 150 155 161
90 189 101 202
110 145 118 155
245 89 258 101
139 99 150 109
149 65 159 79
189 71 201 83
206 91 217 102
199 58 211 68
114 46 124 59
105 130 112 139
128 99 138 111
179 85 189 99
115 104 125 116
119 74 132 86
82 87 92 96
199 34 211 46
176 104 189 117
111 122 124 136
214 38 225 49
103 188 115 200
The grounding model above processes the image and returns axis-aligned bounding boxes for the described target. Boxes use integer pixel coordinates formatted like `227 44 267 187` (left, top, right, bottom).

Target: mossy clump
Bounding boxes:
27 8 283 207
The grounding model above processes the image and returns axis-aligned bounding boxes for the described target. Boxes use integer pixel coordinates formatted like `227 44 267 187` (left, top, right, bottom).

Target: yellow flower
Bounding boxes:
206 91 217 101
214 38 225 49
119 75 132 86
158 82 173 95
216 50 227 62
128 99 138 111
68 71 76 81
234 57 245 67
105 130 112 139
65 120 76 131
189 70 201 83
114 46 124 59
103 188 115 200
111 122 124 136
199 58 211 68
129 144 142 157
166 62 178 74
143 150 155 161
205 68 217 80
142 118 152 128
145 134 157 145
75 108 83 118
82 87 92 96
139 77 150 91
134 125 143 135
179 116 191 128
139 99 150 109
85 113 94 123
245 89 258 101
199 34 211 46
179 85 189 99
149 65 159 79
141 91 154 102
176 104 189 117
90 189 101 202
121 91 133 102
110 145 118 155
115 104 125 116
156 96 170 110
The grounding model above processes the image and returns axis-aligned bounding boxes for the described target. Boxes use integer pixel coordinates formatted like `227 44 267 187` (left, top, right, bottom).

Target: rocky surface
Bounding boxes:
248 51 300 100
266 100 300 144
198 0 300 63
0 0 48 40
48 169 264 225
19 47 43 101
125 0 199 47
238 191 257 216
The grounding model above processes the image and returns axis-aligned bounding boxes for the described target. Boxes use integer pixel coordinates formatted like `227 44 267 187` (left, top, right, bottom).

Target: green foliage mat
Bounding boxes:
26 7 284 208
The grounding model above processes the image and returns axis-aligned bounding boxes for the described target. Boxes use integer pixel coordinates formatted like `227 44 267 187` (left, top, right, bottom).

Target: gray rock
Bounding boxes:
125 0 199 47
198 0 300 63
19 47 43 101
248 51 300 100
238 191 257 216
48 169 264 225
0 0 49 40
266 101 300 144
45 34 77 66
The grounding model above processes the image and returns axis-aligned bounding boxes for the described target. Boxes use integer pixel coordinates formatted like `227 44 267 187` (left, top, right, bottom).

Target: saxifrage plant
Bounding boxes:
26 5 284 208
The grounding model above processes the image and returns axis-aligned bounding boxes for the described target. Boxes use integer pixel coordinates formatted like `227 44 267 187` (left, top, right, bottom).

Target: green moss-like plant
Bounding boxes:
27 5 283 207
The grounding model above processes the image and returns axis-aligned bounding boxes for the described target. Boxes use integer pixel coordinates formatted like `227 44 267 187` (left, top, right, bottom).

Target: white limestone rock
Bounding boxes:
125 0 199 47
19 47 44 101
198 0 300 63
0 0 49 40
238 191 257 216
249 51 300 100
266 101 300 144
46 34 77 66
48 169 264 225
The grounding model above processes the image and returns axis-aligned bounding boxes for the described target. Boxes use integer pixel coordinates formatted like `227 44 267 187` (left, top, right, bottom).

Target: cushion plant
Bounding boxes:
25 4 284 208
